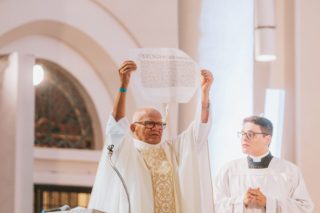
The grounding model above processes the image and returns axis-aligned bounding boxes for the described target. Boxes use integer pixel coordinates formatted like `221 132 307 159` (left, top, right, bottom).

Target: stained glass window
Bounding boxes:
34 60 94 149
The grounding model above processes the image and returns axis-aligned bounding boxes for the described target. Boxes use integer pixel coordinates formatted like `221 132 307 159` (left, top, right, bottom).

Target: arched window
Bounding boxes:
34 59 95 149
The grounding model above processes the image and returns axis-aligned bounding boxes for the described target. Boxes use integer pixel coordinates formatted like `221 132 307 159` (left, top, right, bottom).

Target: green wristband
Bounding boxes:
119 87 127 93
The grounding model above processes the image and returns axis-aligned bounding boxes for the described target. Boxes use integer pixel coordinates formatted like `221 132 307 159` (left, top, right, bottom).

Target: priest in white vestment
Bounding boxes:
214 115 314 213
89 60 215 213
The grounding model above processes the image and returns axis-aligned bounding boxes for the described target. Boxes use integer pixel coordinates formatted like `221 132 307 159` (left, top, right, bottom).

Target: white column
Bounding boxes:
0 53 35 213
177 0 202 133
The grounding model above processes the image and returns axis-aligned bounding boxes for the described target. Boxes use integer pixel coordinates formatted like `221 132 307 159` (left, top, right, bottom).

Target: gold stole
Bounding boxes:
139 147 176 213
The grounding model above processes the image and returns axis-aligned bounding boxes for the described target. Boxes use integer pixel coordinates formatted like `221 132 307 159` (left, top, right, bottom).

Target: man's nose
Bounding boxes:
242 136 250 142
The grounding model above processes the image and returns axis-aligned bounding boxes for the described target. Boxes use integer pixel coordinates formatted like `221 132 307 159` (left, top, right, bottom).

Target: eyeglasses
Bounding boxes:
237 131 268 140
134 121 167 129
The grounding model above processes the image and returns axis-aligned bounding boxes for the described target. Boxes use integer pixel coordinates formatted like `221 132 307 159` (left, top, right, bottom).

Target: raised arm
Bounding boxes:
112 60 137 121
200 69 214 123
172 69 214 152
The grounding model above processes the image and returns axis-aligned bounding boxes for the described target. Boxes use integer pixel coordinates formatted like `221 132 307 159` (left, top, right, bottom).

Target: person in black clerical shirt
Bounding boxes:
214 115 314 213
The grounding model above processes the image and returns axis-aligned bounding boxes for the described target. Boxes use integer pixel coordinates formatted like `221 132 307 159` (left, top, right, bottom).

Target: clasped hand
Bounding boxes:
243 187 266 209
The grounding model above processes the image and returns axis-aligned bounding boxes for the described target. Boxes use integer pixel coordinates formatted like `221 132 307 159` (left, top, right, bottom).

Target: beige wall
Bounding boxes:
95 0 178 48
254 0 319 208
272 0 296 163
0 0 179 120
254 0 297 162
295 0 320 210
0 1 179 212
1 0 319 211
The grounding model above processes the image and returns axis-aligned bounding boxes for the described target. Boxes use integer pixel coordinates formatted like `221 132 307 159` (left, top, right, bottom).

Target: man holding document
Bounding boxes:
89 58 214 213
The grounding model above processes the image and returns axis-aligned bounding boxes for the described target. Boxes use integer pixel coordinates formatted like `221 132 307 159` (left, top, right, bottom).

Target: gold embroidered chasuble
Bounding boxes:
139 145 176 213
89 115 215 213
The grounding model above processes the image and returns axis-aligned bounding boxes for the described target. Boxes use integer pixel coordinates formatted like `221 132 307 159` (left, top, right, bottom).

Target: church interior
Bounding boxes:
0 0 319 212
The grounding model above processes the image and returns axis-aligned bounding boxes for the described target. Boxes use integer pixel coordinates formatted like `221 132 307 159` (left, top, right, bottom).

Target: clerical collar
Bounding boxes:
249 151 270 162
247 152 273 169
134 139 161 151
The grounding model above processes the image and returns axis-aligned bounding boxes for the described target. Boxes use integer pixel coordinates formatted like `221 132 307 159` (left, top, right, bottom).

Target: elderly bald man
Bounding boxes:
89 60 214 213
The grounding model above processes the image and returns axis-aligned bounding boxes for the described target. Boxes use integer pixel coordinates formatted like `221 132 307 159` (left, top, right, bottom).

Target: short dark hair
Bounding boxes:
243 115 273 136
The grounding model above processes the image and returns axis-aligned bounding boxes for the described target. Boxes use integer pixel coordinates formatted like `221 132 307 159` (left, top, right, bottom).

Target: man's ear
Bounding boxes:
265 135 272 146
130 123 136 133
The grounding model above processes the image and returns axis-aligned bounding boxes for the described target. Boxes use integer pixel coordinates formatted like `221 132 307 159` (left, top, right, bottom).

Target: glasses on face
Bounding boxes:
237 131 268 140
135 121 167 129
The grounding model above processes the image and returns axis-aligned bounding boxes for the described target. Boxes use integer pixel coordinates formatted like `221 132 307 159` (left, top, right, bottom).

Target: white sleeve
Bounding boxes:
266 170 314 213
213 168 244 213
105 115 130 149
194 103 212 145
104 115 133 162
173 104 212 154
89 115 134 212
169 105 214 213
